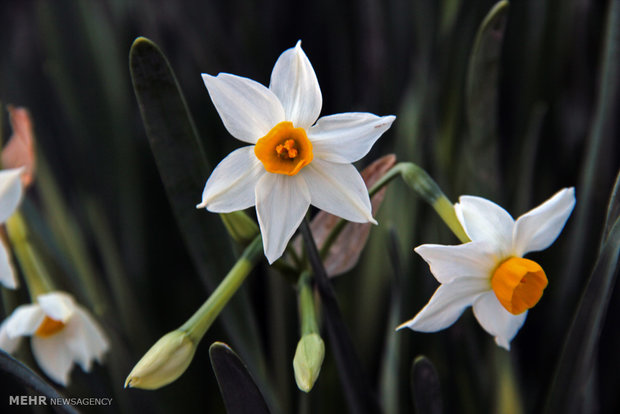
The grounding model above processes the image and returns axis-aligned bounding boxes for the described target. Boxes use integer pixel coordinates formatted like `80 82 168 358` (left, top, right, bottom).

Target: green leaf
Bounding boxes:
556 0 620 307
379 230 404 414
601 170 620 246
410 356 443 414
209 342 270 414
544 181 620 414
128 36 272 405
0 350 79 414
463 0 509 196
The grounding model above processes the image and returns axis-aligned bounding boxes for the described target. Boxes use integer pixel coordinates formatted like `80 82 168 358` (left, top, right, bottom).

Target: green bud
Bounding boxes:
220 211 259 245
293 333 325 393
125 330 197 390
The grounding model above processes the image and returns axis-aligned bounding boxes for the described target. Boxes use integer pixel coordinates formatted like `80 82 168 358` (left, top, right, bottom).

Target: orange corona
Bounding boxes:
491 257 548 315
254 122 313 175
35 316 66 338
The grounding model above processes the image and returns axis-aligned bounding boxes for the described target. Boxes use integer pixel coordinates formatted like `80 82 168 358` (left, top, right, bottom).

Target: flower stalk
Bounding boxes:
297 271 320 336
293 271 325 392
5 212 54 298
180 235 263 343
320 162 469 259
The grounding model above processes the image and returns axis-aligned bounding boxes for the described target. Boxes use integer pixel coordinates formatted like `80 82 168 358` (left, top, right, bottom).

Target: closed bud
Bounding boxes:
125 330 196 390
293 333 325 393
220 211 259 245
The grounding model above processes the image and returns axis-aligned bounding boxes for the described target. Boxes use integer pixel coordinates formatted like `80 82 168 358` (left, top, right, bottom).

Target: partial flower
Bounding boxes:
0 291 109 385
398 188 576 349
0 167 25 289
3 106 36 188
197 41 395 263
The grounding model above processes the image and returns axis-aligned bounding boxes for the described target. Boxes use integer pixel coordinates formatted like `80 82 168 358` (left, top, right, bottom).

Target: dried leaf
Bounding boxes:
3 105 36 187
296 154 396 277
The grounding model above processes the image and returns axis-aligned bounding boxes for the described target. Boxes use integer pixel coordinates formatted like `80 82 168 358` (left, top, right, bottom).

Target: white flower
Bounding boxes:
398 188 576 349
0 291 109 385
197 41 395 263
0 167 25 289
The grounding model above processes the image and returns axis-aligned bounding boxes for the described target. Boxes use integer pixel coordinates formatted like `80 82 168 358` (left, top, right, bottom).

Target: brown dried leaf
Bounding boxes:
294 154 396 277
3 105 36 187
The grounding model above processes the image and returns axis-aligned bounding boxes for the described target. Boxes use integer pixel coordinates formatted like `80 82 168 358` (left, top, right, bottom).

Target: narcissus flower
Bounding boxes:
0 291 109 385
197 41 395 263
0 167 25 289
398 188 575 349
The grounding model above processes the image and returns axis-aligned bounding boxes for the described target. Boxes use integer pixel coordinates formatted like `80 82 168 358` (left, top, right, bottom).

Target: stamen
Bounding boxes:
276 139 299 159
35 316 66 338
491 257 548 315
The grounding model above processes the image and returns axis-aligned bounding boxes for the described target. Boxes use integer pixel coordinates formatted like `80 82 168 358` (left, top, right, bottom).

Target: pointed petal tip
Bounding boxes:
383 114 396 124
395 321 411 331
124 377 133 388
195 201 207 209
495 337 511 350
0 274 18 290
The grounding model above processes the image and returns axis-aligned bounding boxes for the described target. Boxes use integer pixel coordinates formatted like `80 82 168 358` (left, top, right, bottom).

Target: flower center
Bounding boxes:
254 121 313 176
491 257 548 315
35 316 66 338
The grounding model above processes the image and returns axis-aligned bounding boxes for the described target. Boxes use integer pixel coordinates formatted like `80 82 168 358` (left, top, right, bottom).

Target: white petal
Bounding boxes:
308 113 395 163
269 41 322 129
31 335 74 386
37 292 76 323
512 187 576 256
64 307 109 372
302 159 375 224
472 292 527 350
0 320 22 353
255 173 310 263
0 167 24 223
397 277 490 332
196 146 264 212
202 73 285 143
0 237 18 289
5 304 45 338
455 196 514 254
414 241 498 284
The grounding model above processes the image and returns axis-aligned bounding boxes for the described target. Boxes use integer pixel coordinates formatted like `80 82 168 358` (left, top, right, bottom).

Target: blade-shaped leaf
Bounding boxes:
544 188 620 414
209 342 270 414
601 169 620 245
463 0 509 196
557 0 620 308
129 36 271 404
0 350 79 414
410 356 443 414
379 230 404 414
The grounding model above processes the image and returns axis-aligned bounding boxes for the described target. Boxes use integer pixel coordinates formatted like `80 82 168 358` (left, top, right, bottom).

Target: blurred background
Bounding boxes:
0 0 618 413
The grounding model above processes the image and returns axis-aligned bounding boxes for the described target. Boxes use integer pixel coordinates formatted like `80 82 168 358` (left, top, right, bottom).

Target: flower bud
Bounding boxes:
125 330 196 390
293 333 325 392
220 211 259 245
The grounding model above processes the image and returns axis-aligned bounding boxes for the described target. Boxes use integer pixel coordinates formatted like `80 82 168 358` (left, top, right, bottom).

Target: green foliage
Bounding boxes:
0 0 618 412
209 342 270 414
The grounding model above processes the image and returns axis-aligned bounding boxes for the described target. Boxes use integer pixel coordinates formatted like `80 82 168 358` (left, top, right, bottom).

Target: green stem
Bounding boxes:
6 212 55 299
180 235 263 343
319 162 470 258
297 271 319 335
